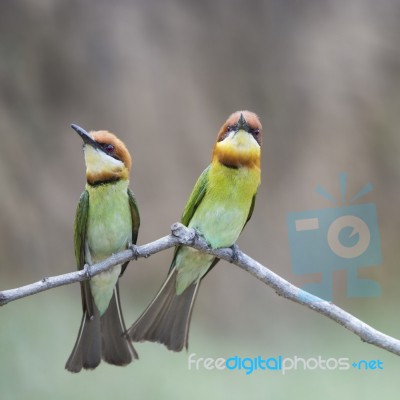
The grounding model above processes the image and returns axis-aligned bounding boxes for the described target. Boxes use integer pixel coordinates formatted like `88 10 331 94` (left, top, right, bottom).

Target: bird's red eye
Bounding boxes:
104 144 115 154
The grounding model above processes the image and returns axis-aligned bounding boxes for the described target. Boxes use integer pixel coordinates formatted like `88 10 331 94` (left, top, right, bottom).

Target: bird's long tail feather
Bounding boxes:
128 268 199 351
66 285 137 372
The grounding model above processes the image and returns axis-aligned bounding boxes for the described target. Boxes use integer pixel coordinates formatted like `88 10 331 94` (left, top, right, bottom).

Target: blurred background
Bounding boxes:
1 0 400 398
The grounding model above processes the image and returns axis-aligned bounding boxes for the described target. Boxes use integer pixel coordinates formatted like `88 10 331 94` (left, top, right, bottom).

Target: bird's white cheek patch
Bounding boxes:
84 146 124 176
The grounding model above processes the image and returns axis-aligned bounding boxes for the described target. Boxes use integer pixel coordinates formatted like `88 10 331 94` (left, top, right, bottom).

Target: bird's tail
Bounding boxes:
65 285 138 372
128 268 199 352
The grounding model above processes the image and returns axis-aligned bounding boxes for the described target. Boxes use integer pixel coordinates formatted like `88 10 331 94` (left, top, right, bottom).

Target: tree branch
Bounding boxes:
1 222 399 356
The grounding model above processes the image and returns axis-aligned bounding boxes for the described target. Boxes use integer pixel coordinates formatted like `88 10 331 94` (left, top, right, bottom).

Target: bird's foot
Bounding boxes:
229 243 240 263
193 229 211 248
129 243 144 260
83 263 92 279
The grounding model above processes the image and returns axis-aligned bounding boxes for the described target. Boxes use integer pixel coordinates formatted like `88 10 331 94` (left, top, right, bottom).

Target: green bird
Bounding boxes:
128 110 262 351
66 124 140 372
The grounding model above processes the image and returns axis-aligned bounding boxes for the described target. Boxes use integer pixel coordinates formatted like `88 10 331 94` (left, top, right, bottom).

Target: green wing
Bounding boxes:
74 190 94 317
74 191 89 269
180 165 210 226
128 188 140 245
244 193 257 228
169 166 210 272
121 189 141 276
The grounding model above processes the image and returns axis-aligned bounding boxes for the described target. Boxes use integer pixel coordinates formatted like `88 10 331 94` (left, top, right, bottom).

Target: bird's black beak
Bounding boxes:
71 124 102 151
236 113 250 132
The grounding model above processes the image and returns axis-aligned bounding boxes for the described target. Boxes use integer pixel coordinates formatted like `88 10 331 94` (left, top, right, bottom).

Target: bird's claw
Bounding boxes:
83 264 92 279
193 229 201 245
229 243 240 263
129 243 141 260
193 229 211 248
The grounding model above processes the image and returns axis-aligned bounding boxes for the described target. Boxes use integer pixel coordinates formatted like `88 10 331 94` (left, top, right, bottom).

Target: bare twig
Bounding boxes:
1 222 399 356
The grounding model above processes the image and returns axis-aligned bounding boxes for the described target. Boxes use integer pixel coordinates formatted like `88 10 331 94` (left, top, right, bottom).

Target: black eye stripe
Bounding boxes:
97 142 114 153
218 125 261 143
250 128 261 145
218 126 233 142
95 142 123 161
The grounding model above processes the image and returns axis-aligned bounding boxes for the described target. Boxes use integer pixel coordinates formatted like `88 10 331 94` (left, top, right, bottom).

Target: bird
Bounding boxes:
65 124 140 372
128 110 262 351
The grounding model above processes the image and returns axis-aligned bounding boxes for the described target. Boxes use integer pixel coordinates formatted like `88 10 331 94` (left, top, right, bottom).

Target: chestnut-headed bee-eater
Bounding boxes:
128 111 262 351
65 124 140 372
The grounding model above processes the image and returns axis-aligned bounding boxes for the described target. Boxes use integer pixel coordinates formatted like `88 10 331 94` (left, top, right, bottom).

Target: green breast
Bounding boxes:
189 164 259 248
86 180 132 263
